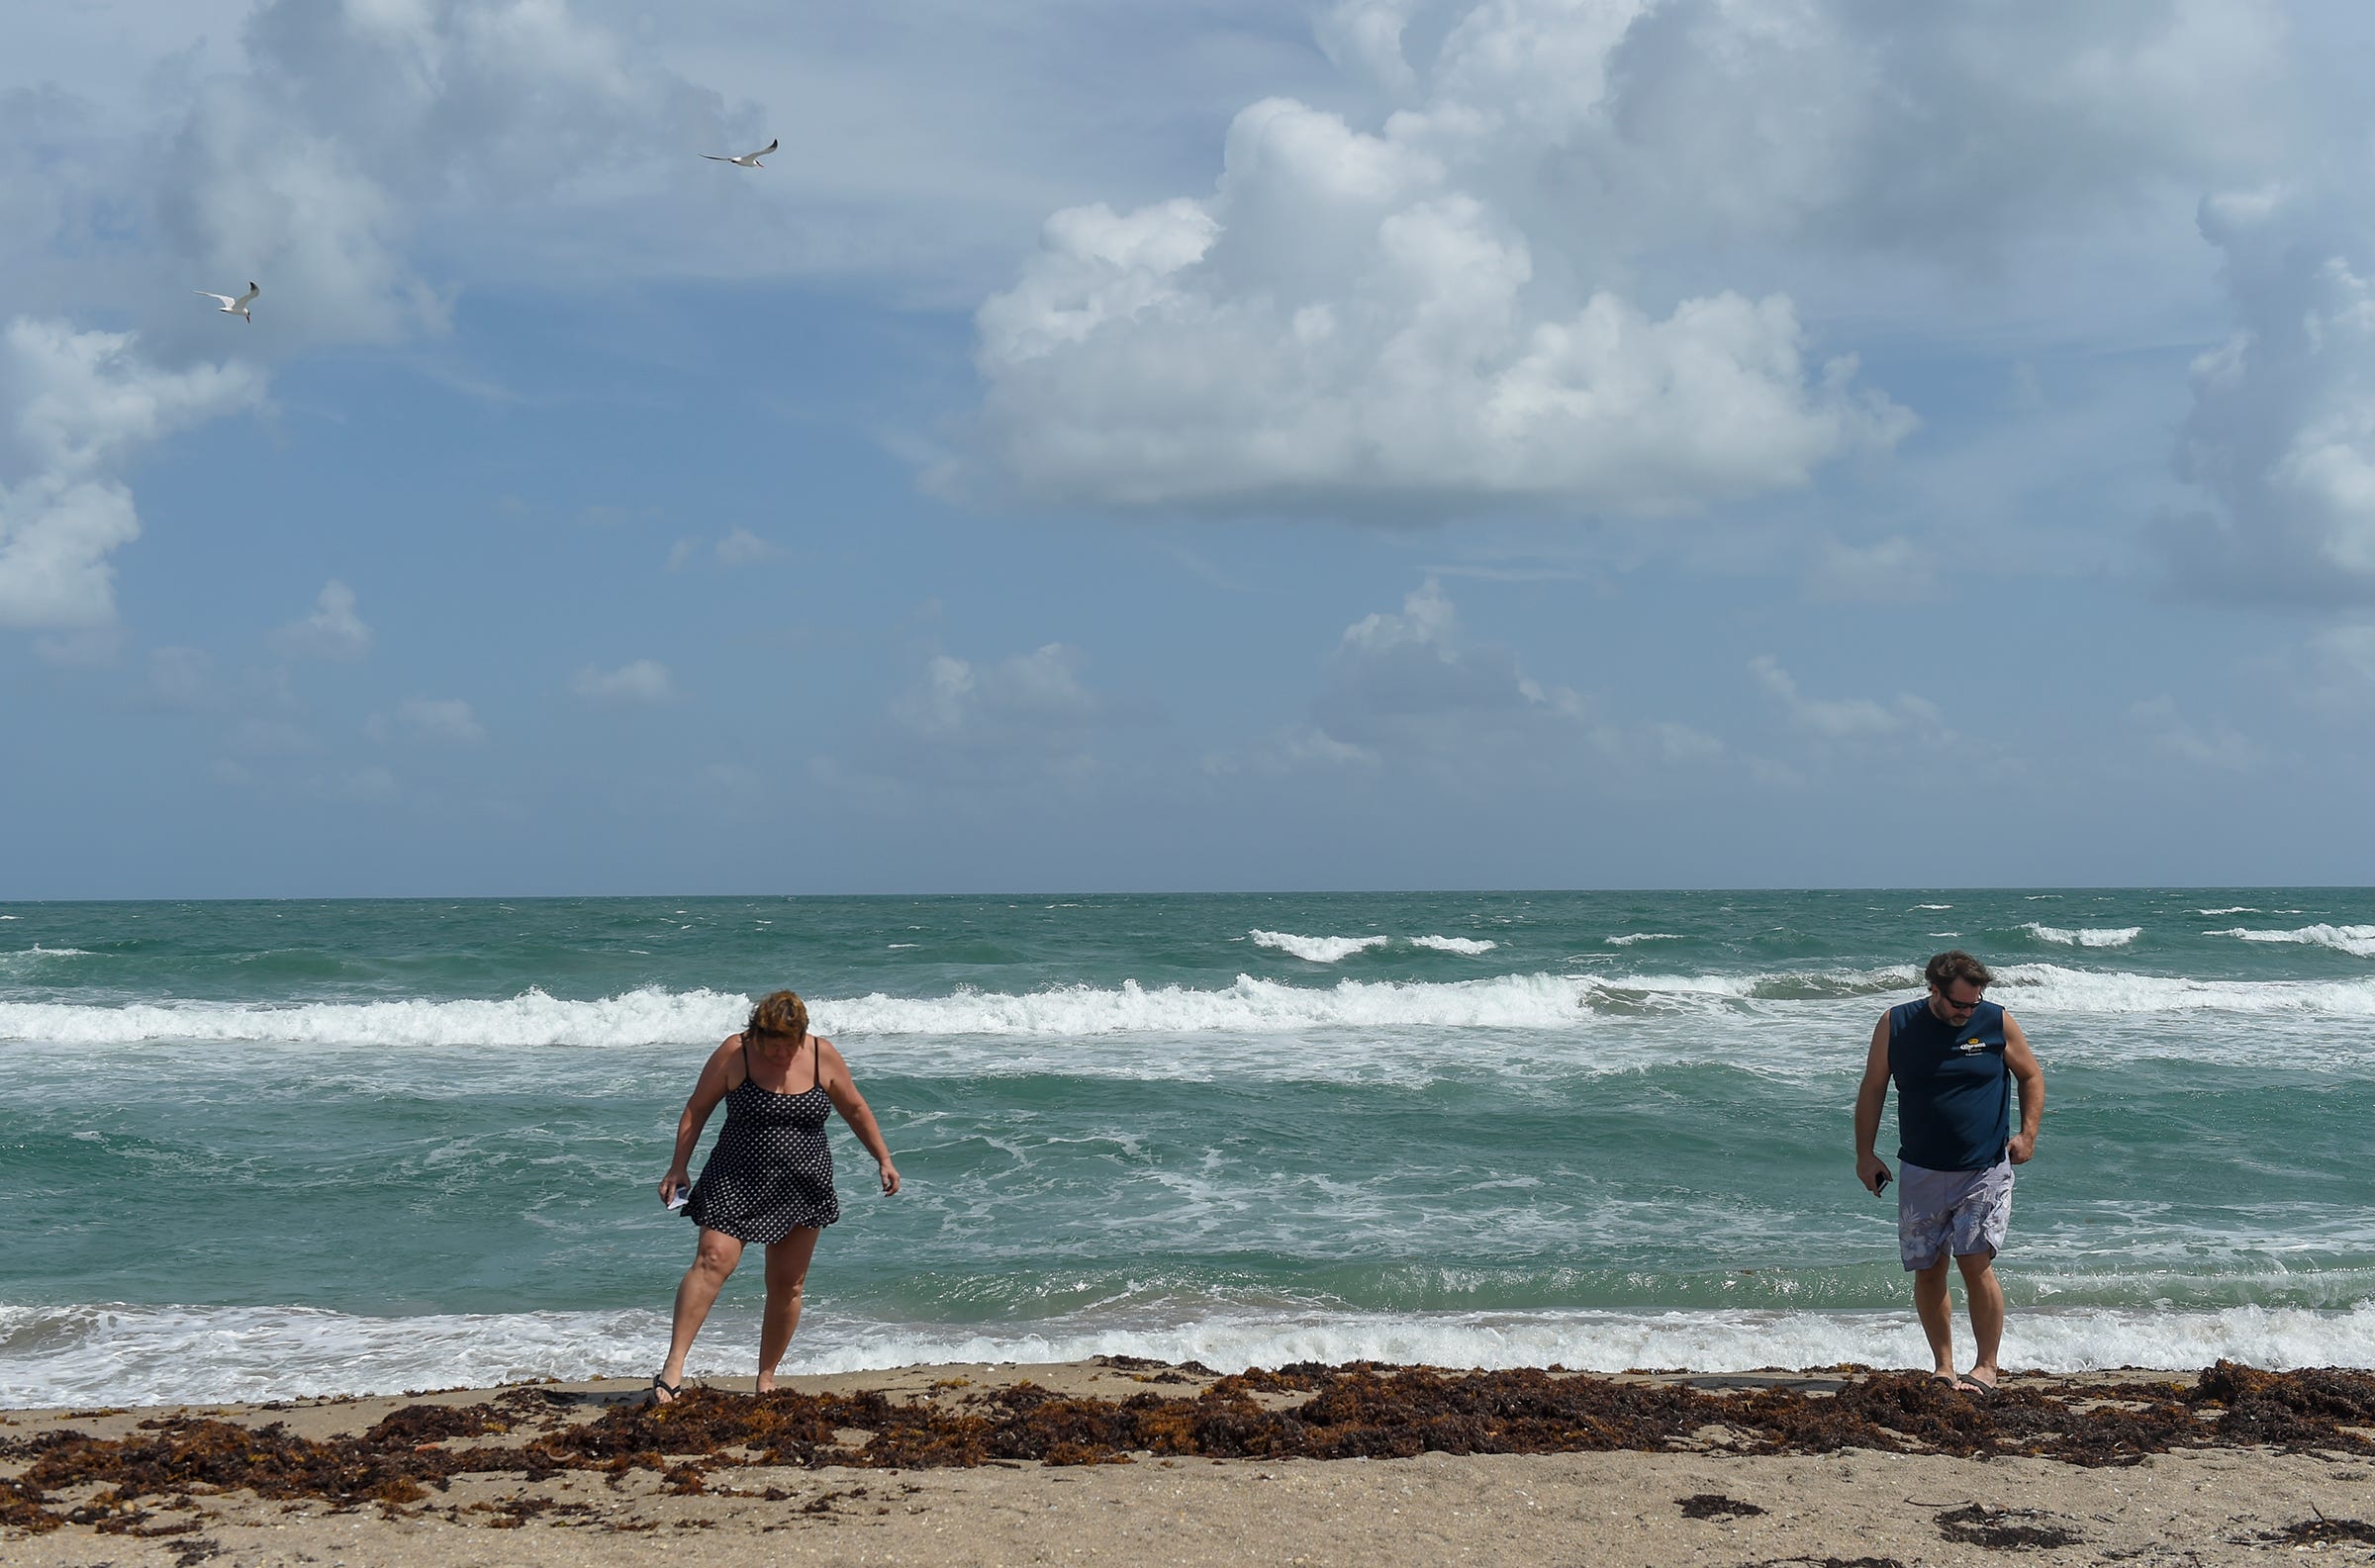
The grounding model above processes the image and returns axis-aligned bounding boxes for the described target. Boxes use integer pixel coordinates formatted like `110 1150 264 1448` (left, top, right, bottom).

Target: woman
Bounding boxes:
651 989 900 1403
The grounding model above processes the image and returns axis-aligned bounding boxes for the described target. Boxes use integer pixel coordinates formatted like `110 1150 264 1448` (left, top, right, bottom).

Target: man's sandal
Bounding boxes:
649 1375 683 1407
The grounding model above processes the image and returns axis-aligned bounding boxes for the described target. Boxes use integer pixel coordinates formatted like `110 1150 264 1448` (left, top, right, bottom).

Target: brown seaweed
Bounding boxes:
1678 1492 1767 1519
7 1362 2375 1538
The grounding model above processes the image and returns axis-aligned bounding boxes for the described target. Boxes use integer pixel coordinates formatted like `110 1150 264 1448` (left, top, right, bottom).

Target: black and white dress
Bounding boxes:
683 1038 840 1243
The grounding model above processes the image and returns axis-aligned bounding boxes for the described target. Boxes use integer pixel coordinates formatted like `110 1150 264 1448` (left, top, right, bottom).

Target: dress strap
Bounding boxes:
807 1034 822 1095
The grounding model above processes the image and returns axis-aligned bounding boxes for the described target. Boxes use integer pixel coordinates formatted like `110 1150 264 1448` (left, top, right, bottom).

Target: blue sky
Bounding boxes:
5 0 2375 896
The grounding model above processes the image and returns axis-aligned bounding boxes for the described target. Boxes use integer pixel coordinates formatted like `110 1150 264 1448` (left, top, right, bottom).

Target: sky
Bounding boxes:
5 0 2375 896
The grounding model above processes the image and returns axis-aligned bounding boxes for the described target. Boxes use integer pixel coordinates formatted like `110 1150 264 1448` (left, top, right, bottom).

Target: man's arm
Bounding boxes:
2003 1013 2043 1164
1853 1012 1893 1193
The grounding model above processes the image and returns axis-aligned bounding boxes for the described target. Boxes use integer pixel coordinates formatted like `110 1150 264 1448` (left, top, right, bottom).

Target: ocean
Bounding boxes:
3 888 2372 1408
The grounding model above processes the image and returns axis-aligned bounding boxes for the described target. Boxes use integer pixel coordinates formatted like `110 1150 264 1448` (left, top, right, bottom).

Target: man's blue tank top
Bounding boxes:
1887 998 2010 1171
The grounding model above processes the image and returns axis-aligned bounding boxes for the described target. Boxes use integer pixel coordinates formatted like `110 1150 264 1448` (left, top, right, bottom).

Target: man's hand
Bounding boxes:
2007 1132 2037 1165
1856 1151 1892 1195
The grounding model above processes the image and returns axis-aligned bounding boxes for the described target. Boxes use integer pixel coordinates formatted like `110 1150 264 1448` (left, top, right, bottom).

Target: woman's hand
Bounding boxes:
878 1159 902 1197
658 1168 690 1204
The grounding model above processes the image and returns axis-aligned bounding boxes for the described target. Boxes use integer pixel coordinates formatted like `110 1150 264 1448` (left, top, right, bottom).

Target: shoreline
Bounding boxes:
9 1357 2375 1566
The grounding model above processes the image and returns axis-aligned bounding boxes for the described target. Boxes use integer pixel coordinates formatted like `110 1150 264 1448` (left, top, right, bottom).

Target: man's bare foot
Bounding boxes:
755 1374 777 1394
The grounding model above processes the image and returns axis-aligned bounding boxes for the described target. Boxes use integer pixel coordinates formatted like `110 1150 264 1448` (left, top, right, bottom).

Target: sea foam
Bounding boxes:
1249 930 1390 963
9 961 2375 1049
2206 924 2375 959
1409 935 1496 956
8 1298 2374 1408
2023 923 2142 948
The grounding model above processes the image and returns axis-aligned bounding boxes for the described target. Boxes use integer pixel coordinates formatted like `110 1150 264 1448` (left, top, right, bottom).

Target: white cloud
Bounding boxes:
963 2 2290 519
2162 185 2375 600
572 658 676 706
896 644 1105 738
1316 578 1587 742
714 527 783 566
0 319 262 632
368 696 485 746
1749 653 1947 742
968 113 1908 515
272 580 373 661
142 0 736 349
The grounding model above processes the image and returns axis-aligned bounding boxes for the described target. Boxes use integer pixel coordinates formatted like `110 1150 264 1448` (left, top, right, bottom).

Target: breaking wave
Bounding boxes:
8 1298 2374 1407
2024 923 2142 948
2206 924 2375 960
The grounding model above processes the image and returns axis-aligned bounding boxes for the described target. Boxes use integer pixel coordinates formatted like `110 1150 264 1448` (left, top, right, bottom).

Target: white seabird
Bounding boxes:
197 282 259 323
702 138 778 168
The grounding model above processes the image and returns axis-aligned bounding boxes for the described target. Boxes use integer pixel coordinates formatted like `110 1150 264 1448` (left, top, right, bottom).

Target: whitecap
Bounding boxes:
1248 930 1390 964
2023 922 2141 948
9 1298 2375 1406
2205 924 2375 959
1409 935 1496 956
1605 933 1682 947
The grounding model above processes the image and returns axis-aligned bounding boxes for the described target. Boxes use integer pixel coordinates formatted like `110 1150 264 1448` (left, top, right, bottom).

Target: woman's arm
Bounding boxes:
660 1037 738 1199
817 1038 901 1195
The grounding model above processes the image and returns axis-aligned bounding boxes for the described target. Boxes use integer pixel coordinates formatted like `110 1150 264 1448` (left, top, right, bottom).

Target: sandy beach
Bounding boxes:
9 1357 2375 1567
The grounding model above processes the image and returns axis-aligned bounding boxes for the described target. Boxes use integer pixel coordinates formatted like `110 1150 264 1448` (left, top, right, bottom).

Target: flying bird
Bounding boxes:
197 282 259 323
702 138 778 168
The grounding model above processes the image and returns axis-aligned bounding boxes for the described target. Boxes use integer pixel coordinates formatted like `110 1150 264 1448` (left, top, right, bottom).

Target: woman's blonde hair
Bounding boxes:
746 989 808 1043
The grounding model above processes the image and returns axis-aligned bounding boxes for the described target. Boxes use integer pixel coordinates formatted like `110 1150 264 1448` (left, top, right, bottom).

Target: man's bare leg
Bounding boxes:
1956 1250 2005 1389
1912 1257 1956 1381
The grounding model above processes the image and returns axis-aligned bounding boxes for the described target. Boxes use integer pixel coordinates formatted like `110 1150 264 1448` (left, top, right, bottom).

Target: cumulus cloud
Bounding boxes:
142 0 734 349
0 2 744 635
271 580 373 661
714 528 785 566
969 103 1908 516
811 641 1129 796
572 658 676 706
964 1 2288 519
895 644 1107 740
0 319 262 633
2161 183 2375 600
1310 578 1588 749
1749 653 1948 742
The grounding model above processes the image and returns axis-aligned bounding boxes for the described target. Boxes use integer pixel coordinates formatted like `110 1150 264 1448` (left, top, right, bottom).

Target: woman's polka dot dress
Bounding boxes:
684 1038 839 1243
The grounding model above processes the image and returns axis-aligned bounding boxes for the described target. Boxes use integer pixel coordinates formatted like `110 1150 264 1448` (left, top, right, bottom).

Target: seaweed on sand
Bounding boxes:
8 1362 2375 1537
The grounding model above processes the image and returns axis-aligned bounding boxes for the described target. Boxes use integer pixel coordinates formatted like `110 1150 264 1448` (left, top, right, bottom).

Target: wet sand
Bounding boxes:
8 1359 2374 1566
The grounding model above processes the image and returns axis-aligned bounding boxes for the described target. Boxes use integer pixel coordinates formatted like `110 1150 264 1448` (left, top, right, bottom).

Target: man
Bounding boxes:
1853 950 2043 1395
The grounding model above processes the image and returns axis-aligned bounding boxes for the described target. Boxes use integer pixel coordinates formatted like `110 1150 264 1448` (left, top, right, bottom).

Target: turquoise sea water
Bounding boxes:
4 888 2373 1405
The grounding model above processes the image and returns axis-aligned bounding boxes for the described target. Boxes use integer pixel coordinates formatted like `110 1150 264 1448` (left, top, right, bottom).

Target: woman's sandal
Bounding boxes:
649 1374 683 1407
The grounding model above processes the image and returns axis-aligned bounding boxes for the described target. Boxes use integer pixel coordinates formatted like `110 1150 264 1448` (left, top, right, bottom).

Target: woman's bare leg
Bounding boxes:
658 1229 744 1397
755 1228 822 1392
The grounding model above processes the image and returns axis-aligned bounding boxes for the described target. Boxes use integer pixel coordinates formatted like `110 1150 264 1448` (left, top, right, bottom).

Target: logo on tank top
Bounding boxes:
1952 1036 1989 1054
